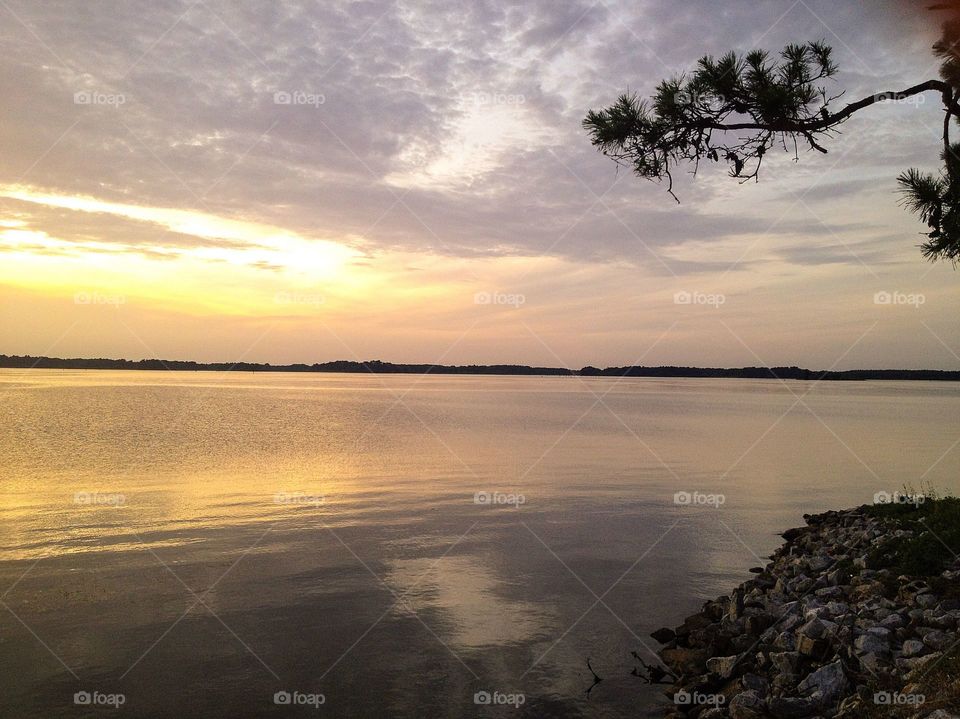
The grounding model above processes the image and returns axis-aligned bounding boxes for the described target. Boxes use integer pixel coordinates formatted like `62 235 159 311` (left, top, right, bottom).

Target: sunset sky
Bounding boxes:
1 0 958 369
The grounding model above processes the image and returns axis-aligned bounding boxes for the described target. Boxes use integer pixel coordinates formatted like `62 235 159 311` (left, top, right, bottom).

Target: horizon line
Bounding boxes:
2 353 959 381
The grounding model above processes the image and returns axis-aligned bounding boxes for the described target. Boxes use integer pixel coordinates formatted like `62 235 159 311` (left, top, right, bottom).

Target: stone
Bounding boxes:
924 629 952 651
815 585 844 600
796 634 827 657
798 617 828 639
774 631 796 651
740 672 769 695
729 588 745 620
767 695 819 718
854 632 889 655
904 651 943 679
901 639 926 658
797 660 847 706
651 626 676 644
808 555 831 572
858 652 886 673
660 646 708 675
706 654 739 679
879 613 904 630
769 651 800 675
728 689 766 719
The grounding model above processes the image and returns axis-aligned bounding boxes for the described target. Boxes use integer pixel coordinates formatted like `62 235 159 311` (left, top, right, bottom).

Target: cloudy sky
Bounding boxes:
0 0 957 369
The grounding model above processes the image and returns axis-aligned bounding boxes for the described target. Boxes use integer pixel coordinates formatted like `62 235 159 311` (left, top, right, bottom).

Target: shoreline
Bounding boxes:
651 503 960 718
2 355 960 382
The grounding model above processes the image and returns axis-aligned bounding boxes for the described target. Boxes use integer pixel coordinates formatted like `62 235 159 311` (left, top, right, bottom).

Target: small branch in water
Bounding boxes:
630 650 674 684
585 658 603 696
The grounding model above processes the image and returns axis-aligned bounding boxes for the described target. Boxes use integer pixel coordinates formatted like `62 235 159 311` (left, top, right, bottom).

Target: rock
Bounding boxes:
728 689 766 719
706 654 739 679
854 632 889 655
769 651 800 675
660 646 708 675
900 639 926 658
815 585 844 600
904 651 943 679
925 711 960 719
798 617 828 639
655 506 960 719
808 555 831 572
858 651 886 673
740 672 769 696
651 626 676 644
879 613 904 630
796 634 827 658
774 631 796 651
767 695 819 718
676 612 712 637
729 588 745 619
923 628 952 651
797 660 847 706
745 613 775 636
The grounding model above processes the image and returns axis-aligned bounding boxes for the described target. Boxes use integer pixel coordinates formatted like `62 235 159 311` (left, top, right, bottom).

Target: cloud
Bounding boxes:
0 0 952 280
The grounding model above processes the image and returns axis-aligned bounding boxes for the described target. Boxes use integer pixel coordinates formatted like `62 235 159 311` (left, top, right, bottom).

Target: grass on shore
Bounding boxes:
866 490 960 578
858 491 960 715
854 652 960 718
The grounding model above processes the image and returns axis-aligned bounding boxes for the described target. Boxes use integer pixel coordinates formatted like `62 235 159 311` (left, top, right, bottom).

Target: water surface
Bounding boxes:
1 370 958 717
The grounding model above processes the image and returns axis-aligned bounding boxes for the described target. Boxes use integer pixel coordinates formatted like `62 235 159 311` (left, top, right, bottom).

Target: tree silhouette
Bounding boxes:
584 17 960 263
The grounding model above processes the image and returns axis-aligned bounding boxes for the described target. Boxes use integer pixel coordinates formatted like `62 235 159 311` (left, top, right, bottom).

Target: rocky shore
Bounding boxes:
653 504 960 718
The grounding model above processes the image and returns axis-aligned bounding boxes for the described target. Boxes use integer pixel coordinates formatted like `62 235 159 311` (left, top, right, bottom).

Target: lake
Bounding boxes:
1 370 958 717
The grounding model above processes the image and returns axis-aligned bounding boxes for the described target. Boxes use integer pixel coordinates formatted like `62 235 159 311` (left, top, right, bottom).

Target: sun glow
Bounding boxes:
0 185 379 315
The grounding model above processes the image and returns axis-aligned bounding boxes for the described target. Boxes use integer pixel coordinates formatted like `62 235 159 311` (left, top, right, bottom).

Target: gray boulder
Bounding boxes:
797 659 847 707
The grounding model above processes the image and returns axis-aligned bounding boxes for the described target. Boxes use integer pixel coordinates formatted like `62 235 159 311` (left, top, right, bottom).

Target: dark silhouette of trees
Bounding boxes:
584 15 960 263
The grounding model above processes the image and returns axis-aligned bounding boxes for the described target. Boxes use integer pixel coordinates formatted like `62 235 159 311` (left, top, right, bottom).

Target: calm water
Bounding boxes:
1 370 958 717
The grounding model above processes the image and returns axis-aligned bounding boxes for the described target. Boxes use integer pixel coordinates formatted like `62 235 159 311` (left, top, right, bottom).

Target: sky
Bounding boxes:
0 0 958 370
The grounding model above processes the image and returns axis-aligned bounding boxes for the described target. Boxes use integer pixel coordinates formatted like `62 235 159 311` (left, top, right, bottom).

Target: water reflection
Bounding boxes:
386 555 555 650
0 370 958 717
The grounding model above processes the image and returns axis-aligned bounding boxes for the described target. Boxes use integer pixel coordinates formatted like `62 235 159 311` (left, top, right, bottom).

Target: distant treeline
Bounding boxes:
2 354 959 381
579 366 960 381
0 355 572 376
